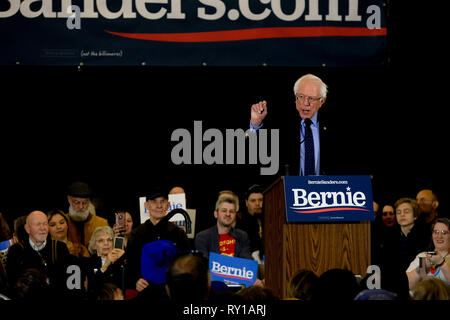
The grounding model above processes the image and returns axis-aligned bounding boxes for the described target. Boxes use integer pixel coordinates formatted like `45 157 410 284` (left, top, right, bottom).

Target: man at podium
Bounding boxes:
249 73 328 176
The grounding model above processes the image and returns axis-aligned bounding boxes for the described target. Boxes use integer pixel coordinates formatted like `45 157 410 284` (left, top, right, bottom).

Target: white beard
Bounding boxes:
68 205 90 222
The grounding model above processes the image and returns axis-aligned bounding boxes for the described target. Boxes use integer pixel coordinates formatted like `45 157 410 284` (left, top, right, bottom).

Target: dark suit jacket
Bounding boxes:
194 225 252 260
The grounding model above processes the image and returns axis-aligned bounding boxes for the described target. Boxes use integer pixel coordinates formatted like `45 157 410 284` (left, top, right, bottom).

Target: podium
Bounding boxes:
263 177 371 299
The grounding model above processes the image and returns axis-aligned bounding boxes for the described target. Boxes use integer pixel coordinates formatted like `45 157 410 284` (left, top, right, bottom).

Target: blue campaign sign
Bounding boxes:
209 252 258 287
284 176 374 222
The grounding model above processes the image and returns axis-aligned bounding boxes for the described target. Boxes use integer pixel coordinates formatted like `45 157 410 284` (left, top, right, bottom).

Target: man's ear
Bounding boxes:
164 200 170 212
433 200 439 210
67 195 72 205
214 210 218 219
24 222 30 235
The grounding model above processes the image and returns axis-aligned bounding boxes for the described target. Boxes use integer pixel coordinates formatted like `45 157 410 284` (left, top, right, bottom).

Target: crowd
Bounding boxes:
0 182 448 302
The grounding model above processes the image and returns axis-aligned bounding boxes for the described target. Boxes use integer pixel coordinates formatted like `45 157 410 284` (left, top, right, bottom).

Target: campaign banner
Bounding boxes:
284 175 374 222
209 252 258 287
0 0 386 66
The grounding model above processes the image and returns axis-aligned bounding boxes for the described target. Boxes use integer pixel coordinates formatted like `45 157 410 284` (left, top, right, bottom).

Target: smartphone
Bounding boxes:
114 237 125 250
115 211 126 235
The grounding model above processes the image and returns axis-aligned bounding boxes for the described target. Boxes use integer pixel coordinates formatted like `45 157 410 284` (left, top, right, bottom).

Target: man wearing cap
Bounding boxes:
126 187 190 292
66 181 108 247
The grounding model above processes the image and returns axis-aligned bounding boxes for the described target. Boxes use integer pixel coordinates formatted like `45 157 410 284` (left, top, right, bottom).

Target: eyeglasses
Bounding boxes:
96 237 113 244
296 94 322 104
433 230 449 236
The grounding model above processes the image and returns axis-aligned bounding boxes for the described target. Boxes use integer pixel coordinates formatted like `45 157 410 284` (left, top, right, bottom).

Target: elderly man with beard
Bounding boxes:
66 182 108 247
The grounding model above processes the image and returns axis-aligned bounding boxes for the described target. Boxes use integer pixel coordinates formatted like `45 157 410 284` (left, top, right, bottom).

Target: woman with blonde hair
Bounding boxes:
85 226 125 299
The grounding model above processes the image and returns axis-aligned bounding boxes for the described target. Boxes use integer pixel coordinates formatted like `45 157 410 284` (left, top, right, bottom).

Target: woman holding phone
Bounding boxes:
84 226 126 299
406 218 450 290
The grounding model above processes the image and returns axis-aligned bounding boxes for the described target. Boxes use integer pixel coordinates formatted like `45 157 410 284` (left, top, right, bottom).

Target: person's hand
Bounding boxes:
107 248 125 264
136 278 149 292
113 224 126 237
429 253 445 266
252 279 265 287
250 101 268 127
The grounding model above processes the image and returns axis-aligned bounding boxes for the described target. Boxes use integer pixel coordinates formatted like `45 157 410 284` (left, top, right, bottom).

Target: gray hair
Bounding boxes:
215 196 238 211
88 226 114 254
293 74 328 99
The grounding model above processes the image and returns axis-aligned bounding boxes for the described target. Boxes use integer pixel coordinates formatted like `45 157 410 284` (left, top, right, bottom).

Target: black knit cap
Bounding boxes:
146 186 168 201
67 181 93 198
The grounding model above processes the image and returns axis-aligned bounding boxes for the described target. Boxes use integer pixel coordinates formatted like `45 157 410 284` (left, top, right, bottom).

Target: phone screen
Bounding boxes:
114 237 124 249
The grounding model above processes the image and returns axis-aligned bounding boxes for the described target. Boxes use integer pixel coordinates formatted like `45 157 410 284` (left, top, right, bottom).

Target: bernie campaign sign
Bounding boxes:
0 0 386 66
284 175 374 222
209 252 258 287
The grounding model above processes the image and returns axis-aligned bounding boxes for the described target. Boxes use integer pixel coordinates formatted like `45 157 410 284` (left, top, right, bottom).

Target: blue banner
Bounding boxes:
209 252 258 287
284 175 374 222
0 0 386 66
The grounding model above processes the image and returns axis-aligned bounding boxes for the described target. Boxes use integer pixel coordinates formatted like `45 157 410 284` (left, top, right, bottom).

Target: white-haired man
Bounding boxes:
250 73 329 176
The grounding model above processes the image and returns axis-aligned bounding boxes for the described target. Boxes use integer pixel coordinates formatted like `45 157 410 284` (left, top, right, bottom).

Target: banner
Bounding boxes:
209 252 258 287
284 175 374 222
0 0 386 66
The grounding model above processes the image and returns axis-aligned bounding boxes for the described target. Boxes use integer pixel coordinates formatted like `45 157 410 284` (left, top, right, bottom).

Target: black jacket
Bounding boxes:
125 218 190 289
194 225 252 260
6 236 77 296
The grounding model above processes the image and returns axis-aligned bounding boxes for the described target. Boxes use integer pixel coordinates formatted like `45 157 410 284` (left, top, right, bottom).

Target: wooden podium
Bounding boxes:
263 177 371 299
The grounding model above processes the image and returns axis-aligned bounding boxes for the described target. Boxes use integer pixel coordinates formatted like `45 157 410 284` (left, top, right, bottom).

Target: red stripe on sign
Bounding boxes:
294 207 371 214
105 26 387 43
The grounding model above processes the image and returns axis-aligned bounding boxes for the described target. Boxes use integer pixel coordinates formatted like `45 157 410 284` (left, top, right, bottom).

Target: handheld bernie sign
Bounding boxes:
284 175 374 222
209 252 258 287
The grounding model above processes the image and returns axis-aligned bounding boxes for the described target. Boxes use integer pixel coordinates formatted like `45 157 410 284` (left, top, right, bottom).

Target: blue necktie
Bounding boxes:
304 118 315 176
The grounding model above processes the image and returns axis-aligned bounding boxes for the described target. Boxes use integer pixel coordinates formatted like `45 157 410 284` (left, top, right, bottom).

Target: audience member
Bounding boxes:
112 210 134 248
10 268 53 300
11 215 27 248
0 212 11 242
217 190 240 226
354 289 397 300
195 196 252 260
126 187 190 292
381 205 396 228
311 269 360 301
96 282 124 300
66 181 108 247
406 217 449 289
0 212 11 285
5 211 73 296
47 210 90 258
287 269 318 300
235 184 264 263
371 203 396 266
165 253 210 302
377 198 430 298
237 285 278 302
410 278 450 300
416 189 439 225
84 226 126 299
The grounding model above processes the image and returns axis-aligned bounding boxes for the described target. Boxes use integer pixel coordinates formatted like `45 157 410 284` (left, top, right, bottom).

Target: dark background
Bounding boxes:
0 2 447 232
